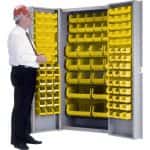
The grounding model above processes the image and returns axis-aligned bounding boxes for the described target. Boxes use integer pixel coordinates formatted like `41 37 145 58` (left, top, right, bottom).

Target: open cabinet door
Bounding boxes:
29 7 62 133
60 1 142 138
108 1 143 138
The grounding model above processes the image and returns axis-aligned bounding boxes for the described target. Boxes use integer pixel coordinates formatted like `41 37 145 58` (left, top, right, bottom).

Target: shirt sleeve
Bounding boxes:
11 33 37 64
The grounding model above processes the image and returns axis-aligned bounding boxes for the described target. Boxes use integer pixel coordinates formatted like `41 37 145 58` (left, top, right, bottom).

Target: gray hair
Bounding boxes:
14 13 24 24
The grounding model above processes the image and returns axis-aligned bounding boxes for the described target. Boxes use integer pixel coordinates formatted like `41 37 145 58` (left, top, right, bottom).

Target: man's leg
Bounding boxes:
11 85 27 145
23 68 36 137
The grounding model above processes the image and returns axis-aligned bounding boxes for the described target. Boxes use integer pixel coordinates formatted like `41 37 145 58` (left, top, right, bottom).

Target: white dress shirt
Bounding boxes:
8 25 39 68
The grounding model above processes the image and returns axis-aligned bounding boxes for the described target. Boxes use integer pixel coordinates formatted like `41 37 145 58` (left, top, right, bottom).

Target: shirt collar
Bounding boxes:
16 25 27 33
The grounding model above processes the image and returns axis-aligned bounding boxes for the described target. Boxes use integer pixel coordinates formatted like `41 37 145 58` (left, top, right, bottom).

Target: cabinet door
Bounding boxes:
30 7 62 133
107 1 142 138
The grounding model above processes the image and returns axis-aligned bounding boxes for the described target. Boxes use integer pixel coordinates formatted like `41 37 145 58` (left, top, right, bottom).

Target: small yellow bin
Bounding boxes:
66 86 91 99
91 88 107 100
66 100 91 117
78 58 91 71
91 72 105 84
119 88 132 95
66 58 78 71
66 72 79 84
78 72 91 84
119 96 131 103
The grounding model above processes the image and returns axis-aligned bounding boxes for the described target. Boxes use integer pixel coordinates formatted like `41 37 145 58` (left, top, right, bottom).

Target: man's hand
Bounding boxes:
36 55 47 63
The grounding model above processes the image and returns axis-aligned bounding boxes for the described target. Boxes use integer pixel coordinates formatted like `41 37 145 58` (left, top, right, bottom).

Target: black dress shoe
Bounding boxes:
25 136 42 144
14 143 29 150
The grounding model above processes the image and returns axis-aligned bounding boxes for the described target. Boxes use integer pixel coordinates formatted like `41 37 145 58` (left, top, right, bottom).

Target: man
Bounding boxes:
8 5 47 150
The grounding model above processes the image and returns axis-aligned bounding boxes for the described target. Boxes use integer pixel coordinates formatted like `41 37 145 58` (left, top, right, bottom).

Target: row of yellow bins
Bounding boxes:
68 33 107 43
34 11 61 116
65 10 108 118
65 43 107 58
66 58 106 71
106 5 132 120
66 71 105 84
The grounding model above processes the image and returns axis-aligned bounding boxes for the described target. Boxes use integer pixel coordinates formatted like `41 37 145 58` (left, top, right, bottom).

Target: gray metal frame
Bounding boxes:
29 7 60 133
60 7 109 132
29 1 143 139
107 1 143 139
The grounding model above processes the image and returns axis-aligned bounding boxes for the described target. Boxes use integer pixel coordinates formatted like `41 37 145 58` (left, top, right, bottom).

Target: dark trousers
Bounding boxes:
10 66 37 145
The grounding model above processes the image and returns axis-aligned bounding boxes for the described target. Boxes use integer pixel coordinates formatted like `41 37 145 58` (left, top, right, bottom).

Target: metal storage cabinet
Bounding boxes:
30 1 143 139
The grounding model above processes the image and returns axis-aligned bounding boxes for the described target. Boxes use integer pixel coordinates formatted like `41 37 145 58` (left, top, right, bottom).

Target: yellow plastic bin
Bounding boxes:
120 55 131 62
91 71 105 84
38 85 47 93
36 107 47 116
66 100 91 117
66 86 91 99
106 79 113 86
106 87 113 94
94 22 107 32
91 58 105 70
36 78 47 86
120 47 131 54
53 105 60 114
107 102 113 109
46 91 53 98
119 71 131 78
78 71 91 84
76 33 85 42
119 88 131 95
35 98 46 106
53 97 60 105
119 62 131 69
119 112 132 120
106 70 113 77
75 13 85 23
84 13 94 22
93 12 107 22
84 33 93 42
107 95 113 102
35 92 46 101
112 80 120 87
45 106 54 115
68 33 77 43
85 23 93 32
92 102 108 118
90 45 104 57
119 80 131 87
93 33 101 42
108 110 118 119
65 44 77 57
77 23 85 33
112 95 120 102
119 96 131 103
46 98 53 105
120 104 132 111
69 24 77 33
91 87 107 100
112 70 120 77
46 78 53 86
112 87 120 95
66 58 78 71
78 58 91 71
66 72 79 84
77 44 91 57
69 14 78 23
53 74 60 84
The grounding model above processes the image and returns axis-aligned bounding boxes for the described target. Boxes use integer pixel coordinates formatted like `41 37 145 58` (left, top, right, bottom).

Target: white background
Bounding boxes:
0 0 149 149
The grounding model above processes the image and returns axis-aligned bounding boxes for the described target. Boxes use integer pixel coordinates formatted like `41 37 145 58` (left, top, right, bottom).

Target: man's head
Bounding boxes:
14 5 32 29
